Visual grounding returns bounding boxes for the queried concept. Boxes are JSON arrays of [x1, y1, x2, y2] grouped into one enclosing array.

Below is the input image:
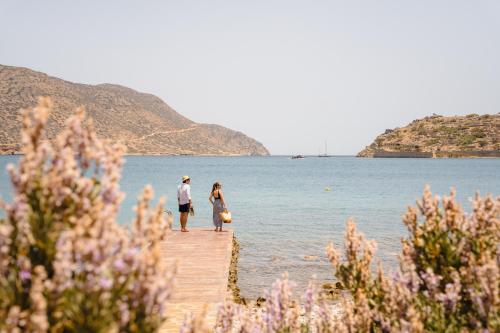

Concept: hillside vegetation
[[358, 113, 499, 158], [0, 64, 269, 156]]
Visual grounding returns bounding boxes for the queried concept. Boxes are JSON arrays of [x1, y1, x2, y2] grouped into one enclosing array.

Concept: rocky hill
[[0, 64, 269, 156], [357, 114, 500, 158]]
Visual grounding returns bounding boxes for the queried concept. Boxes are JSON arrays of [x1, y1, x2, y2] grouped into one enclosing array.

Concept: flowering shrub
[[1, 99, 498, 333], [0, 98, 174, 332], [181, 274, 340, 333], [328, 188, 499, 332], [209, 188, 499, 332]]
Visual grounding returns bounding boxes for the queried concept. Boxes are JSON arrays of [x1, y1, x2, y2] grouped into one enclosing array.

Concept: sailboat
[[318, 141, 331, 157]]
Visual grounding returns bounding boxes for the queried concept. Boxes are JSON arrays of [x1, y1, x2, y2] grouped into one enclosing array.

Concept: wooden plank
[[159, 228, 234, 332]]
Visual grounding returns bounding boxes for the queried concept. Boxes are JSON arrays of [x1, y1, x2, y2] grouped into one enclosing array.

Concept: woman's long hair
[[212, 182, 221, 194]]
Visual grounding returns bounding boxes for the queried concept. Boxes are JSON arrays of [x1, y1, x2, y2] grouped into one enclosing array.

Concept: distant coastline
[[0, 150, 269, 157], [0, 64, 270, 156], [358, 113, 500, 158], [367, 150, 500, 158]]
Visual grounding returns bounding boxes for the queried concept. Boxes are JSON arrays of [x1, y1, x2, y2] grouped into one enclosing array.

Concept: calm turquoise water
[[0, 156, 499, 298]]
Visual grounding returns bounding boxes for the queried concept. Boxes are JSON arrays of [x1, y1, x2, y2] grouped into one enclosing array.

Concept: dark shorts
[[179, 203, 190, 213]]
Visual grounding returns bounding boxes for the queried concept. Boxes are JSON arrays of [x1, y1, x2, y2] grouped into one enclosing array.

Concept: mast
[[318, 140, 330, 157]]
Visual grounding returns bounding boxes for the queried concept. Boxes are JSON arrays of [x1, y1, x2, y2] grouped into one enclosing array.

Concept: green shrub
[[327, 188, 499, 332], [427, 138, 440, 145], [438, 126, 459, 135], [471, 128, 486, 139], [458, 134, 476, 146]]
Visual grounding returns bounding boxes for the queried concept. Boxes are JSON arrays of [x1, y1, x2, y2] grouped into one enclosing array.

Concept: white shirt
[[177, 183, 191, 205]]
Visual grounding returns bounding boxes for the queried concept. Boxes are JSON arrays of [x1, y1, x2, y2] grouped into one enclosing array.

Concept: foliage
[[471, 128, 486, 139], [458, 134, 476, 146], [417, 128, 427, 136], [207, 188, 499, 332], [327, 187, 499, 332], [0, 98, 175, 332], [181, 274, 342, 333], [1, 98, 498, 333], [426, 138, 440, 146], [438, 126, 459, 136]]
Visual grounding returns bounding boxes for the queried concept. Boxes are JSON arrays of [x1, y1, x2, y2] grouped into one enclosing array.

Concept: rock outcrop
[[0, 64, 269, 156], [357, 114, 499, 158]]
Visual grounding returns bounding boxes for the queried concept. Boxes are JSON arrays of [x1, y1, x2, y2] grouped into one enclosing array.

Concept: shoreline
[[227, 235, 341, 307], [358, 149, 500, 158], [0, 152, 269, 157], [228, 235, 244, 303], [2, 152, 499, 158]]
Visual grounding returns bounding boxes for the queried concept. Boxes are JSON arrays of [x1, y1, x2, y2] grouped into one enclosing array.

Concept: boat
[[291, 155, 305, 159], [318, 140, 331, 157]]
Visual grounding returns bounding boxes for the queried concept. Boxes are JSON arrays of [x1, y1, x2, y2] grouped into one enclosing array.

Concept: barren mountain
[[358, 114, 499, 158], [0, 64, 269, 156]]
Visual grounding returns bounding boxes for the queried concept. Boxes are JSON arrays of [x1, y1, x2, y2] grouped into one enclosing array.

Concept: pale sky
[[1, 1, 499, 155]]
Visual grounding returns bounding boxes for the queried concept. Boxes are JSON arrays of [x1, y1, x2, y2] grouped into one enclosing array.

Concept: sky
[[1, 1, 499, 155]]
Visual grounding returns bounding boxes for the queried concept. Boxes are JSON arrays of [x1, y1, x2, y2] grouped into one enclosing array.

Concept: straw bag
[[220, 210, 232, 223]]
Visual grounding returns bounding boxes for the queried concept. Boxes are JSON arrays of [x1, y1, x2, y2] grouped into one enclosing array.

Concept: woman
[[209, 182, 227, 232]]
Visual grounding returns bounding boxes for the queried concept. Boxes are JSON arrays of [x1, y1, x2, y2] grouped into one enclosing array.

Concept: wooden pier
[[159, 228, 234, 332]]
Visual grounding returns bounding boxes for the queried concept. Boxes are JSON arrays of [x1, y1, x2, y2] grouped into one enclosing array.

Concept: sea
[[0, 155, 499, 298]]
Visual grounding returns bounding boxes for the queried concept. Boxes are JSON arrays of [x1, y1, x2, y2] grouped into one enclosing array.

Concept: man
[[177, 175, 192, 232]]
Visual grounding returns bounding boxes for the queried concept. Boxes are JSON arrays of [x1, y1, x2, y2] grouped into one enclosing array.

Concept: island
[[357, 113, 500, 158]]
